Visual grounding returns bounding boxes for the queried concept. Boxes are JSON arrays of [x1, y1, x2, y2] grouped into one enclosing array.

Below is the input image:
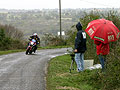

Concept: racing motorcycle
[[26, 39, 37, 55]]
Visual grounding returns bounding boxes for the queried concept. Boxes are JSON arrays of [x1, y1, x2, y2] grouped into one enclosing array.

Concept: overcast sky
[[0, 0, 119, 10]]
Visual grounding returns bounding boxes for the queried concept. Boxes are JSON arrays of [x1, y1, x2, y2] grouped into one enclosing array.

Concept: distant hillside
[[0, 8, 119, 38]]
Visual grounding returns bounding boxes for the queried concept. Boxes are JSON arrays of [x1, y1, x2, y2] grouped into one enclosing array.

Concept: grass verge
[[0, 49, 25, 55], [46, 54, 101, 90]]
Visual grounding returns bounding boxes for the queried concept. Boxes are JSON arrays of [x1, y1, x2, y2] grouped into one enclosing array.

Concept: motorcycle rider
[[29, 33, 40, 53]]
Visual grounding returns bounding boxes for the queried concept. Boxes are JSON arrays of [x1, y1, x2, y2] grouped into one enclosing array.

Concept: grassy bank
[[0, 49, 25, 55], [46, 54, 102, 90]]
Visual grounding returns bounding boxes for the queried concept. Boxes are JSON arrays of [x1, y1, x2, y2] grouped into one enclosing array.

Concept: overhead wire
[[80, 0, 115, 8]]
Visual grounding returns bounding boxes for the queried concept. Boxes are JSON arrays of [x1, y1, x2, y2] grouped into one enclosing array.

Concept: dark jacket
[[75, 22, 87, 53], [29, 35, 40, 45]]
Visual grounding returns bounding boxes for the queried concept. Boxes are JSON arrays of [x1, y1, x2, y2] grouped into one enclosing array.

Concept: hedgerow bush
[[42, 33, 67, 46], [103, 40, 120, 90], [0, 28, 25, 50]]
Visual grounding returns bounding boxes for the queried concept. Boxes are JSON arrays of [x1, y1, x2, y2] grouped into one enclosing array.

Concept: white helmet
[[33, 33, 37, 36]]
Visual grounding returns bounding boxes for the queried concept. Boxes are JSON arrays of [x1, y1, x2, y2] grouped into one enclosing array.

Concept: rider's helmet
[[33, 33, 37, 36]]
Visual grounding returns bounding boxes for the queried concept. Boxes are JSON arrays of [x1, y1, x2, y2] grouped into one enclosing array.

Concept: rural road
[[0, 48, 68, 90]]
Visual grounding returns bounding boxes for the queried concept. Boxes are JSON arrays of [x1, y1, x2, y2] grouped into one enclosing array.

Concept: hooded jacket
[[94, 40, 109, 55], [75, 22, 87, 53]]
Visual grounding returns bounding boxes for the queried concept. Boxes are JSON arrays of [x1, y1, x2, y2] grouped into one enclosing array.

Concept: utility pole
[[59, 0, 62, 38]]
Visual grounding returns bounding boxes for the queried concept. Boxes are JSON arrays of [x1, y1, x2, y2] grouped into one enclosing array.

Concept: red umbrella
[[85, 19, 120, 44]]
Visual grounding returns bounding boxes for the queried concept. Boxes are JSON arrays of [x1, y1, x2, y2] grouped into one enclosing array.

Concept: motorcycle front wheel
[[26, 48, 30, 55]]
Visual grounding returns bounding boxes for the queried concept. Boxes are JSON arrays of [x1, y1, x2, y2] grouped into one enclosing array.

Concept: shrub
[[0, 26, 25, 50], [42, 33, 67, 46]]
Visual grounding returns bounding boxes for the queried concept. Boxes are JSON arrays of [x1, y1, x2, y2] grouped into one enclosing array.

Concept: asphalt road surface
[[0, 48, 68, 90]]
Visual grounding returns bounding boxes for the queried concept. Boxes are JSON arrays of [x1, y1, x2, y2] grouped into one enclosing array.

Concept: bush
[[103, 40, 120, 90], [42, 33, 67, 46], [0, 29, 11, 50], [0, 27, 25, 50]]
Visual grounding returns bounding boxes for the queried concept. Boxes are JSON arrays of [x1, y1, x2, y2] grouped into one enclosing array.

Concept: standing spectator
[[74, 22, 87, 72], [94, 40, 109, 71]]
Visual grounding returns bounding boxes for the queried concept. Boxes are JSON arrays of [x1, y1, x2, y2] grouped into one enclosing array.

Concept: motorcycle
[[26, 39, 37, 55]]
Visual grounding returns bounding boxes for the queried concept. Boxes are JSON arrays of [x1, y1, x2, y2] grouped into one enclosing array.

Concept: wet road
[[0, 48, 68, 90]]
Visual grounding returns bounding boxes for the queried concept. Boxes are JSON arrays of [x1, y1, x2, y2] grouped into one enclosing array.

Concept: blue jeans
[[98, 55, 106, 70], [75, 53, 84, 72]]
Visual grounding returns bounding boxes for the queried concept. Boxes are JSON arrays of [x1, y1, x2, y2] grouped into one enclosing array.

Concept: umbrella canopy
[[85, 19, 120, 44]]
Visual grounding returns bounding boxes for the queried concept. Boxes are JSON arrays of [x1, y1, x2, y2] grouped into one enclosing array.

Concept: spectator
[[74, 22, 87, 72], [94, 40, 109, 71]]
